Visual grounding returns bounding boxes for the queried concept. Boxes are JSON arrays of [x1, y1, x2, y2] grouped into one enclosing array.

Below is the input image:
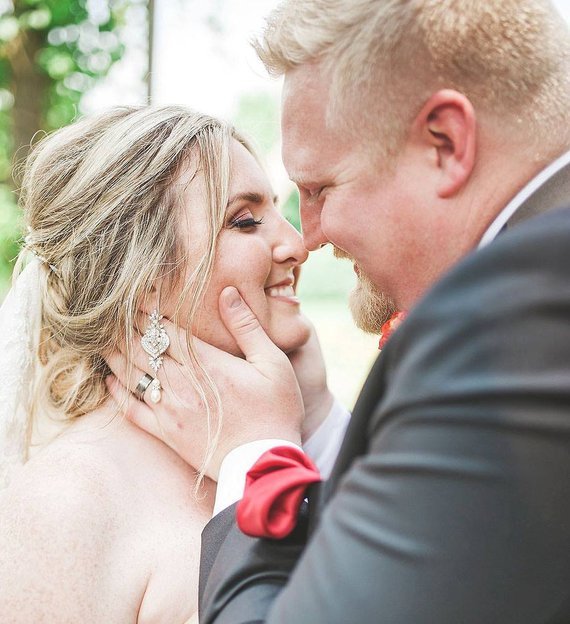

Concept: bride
[[0, 106, 330, 623]]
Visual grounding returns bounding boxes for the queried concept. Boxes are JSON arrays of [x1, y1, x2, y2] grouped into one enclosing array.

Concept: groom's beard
[[333, 247, 396, 334]]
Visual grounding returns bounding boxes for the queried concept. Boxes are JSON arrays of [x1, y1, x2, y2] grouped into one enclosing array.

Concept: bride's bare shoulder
[[3, 438, 126, 514], [0, 420, 210, 623], [0, 442, 143, 621], [0, 440, 131, 574]]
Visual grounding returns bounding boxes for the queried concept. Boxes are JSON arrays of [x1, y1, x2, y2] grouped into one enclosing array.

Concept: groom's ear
[[413, 89, 477, 198]]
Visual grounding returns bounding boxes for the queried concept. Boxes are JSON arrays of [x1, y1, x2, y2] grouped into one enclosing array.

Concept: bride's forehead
[[168, 140, 274, 217], [229, 141, 272, 195]]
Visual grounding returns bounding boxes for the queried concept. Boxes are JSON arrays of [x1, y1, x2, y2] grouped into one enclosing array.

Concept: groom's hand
[[288, 320, 334, 441], [105, 286, 303, 479]]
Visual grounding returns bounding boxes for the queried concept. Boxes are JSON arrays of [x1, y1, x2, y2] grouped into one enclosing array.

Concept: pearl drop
[[150, 388, 161, 403]]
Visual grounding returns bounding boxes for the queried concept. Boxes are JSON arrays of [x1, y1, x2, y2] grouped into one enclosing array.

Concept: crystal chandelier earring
[[140, 310, 170, 403]]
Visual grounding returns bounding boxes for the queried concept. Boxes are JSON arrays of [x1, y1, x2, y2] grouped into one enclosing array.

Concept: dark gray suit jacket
[[199, 163, 570, 624]]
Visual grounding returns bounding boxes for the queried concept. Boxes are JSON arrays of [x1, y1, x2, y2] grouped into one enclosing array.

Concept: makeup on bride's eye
[[225, 191, 277, 230], [228, 214, 264, 229]]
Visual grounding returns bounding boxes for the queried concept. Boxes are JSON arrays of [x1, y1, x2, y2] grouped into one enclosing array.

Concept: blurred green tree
[[234, 90, 301, 233], [0, 0, 127, 290], [234, 91, 279, 155]]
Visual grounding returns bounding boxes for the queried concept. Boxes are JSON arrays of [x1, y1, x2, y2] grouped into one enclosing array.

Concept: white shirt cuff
[[303, 398, 351, 478], [212, 399, 351, 517], [212, 439, 300, 516]]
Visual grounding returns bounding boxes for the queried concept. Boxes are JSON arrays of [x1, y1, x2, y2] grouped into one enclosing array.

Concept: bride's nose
[[272, 216, 309, 266]]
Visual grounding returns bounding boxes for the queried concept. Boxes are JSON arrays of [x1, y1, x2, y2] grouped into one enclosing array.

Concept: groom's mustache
[[332, 246, 353, 261]]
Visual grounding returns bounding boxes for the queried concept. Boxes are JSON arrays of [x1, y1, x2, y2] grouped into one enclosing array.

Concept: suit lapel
[[320, 353, 387, 505]]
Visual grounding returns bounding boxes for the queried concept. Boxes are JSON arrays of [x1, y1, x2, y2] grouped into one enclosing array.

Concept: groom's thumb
[[219, 287, 275, 362]]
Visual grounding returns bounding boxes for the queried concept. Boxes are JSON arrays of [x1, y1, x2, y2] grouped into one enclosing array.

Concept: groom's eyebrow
[[226, 191, 279, 207]]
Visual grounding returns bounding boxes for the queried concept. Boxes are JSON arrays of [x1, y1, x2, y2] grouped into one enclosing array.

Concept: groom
[[111, 0, 570, 622]]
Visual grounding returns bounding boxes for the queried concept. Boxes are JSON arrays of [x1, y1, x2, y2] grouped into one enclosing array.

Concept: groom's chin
[[349, 279, 396, 335]]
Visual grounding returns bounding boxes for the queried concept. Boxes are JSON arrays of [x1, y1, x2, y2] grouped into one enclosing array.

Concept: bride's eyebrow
[[226, 191, 279, 208]]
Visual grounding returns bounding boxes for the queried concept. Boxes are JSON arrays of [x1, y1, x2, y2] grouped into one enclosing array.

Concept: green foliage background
[[0, 0, 126, 292]]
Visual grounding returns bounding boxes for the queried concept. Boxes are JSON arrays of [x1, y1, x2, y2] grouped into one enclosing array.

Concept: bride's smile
[[162, 139, 311, 358], [264, 273, 299, 304]]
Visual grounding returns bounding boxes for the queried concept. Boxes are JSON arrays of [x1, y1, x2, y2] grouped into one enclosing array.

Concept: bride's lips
[[265, 276, 300, 305]]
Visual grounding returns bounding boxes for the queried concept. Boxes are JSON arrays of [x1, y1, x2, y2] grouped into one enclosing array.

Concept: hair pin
[[23, 233, 59, 274]]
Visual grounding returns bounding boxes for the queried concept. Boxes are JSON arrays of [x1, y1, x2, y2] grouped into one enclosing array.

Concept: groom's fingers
[[105, 350, 140, 391], [218, 287, 281, 367]]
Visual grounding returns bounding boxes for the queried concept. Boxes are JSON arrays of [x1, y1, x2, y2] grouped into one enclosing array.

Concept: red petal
[[378, 311, 408, 350]]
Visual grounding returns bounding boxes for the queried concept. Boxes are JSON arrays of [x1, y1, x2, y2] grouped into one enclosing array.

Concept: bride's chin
[[196, 317, 312, 359]]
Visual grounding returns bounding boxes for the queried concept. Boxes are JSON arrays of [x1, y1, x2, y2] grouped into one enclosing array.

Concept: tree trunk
[[147, 0, 155, 102], [9, 27, 49, 182]]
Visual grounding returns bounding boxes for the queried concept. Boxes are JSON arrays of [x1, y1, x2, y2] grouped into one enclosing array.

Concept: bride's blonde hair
[[19, 105, 246, 476]]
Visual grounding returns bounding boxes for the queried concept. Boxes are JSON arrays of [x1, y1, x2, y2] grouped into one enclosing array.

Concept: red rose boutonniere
[[379, 311, 408, 350]]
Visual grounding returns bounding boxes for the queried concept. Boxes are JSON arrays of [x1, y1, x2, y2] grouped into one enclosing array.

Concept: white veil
[[0, 260, 42, 489]]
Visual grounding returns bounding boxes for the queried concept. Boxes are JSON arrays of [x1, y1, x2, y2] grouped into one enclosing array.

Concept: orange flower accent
[[378, 311, 408, 350]]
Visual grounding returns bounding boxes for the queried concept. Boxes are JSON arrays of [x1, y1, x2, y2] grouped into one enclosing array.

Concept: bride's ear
[[138, 282, 162, 318]]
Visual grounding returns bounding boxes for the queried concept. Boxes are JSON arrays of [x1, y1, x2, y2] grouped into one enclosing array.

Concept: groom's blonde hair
[[20, 106, 248, 480], [255, 0, 570, 158]]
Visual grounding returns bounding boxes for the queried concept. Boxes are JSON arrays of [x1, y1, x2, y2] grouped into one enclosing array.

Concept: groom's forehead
[[281, 121, 355, 187], [282, 66, 329, 126]]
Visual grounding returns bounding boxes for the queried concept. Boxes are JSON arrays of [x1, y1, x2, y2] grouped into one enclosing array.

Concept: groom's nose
[[300, 198, 328, 251]]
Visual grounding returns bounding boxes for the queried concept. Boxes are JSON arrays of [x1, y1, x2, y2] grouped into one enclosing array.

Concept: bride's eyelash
[[229, 216, 264, 229]]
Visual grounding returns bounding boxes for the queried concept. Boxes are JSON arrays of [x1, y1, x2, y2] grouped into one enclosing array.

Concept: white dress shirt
[[213, 148, 570, 516], [213, 398, 350, 515]]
